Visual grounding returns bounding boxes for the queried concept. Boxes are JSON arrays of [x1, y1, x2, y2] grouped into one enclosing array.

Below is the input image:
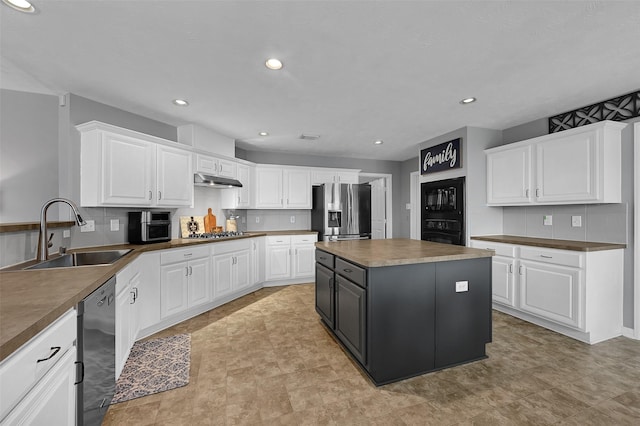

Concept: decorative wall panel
[[549, 90, 640, 133]]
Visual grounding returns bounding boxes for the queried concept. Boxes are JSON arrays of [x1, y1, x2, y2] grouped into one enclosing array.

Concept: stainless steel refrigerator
[[312, 183, 371, 241]]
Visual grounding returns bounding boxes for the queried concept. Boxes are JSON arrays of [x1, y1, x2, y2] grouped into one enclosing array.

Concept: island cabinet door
[[434, 258, 492, 369], [335, 276, 367, 364], [315, 264, 335, 328]]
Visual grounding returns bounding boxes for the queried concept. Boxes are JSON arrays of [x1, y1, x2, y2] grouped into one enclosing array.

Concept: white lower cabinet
[[115, 253, 161, 378], [211, 239, 252, 299], [470, 239, 623, 344], [519, 260, 582, 329], [160, 246, 211, 319], [265, 234, 317, 283], [0, 309, 77, 425]]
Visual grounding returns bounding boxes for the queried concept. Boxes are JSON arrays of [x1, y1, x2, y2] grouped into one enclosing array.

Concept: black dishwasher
[[77, 276, 116, 426]]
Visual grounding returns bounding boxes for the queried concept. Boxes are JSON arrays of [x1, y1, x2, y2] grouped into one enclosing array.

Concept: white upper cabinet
[[284, 168, 312, 208], [78, 121, 193, 207], [221, 163, 254, 209], [254, 166, 312, 209], [485, 120, 626, 206], [311, 168, 359, 185], [486, 145, 532, 205], [156, 145, 194, 206], [195, 154, 237, 179]]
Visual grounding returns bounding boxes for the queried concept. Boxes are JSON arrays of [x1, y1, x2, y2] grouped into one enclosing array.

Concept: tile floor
[[103, 284, 640, 425]]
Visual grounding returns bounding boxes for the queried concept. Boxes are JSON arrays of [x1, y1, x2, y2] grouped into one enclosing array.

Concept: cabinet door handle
[[158, 191, 162, 200], [130, 291, 136, 304], [343, 268, 353, 273], [319, 256, 326, 260], [189, 266, 193, 275], [184, 253, 193, 257], [518, 265, 523, 275], [37, 346, 61, 363], [525, 189, 529, 198], [74, 361, 84, 385], [540, 255, 553, 259], [149, 190, 153, 200], [509, 264, 513, 273], [535, 188, 540, 197], [185, 266, 189, 276]]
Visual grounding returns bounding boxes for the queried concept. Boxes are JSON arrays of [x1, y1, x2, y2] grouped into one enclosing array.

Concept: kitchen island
[[315, 238, 493, 385]]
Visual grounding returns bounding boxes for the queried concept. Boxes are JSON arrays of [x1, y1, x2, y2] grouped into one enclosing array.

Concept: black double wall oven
[[421, 177, 465, 245]]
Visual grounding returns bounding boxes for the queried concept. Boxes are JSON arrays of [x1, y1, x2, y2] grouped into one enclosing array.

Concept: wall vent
[[299, 134, 320, 141]]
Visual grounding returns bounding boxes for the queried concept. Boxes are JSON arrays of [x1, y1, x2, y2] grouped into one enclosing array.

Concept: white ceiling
[[2, 1, 639, 161]]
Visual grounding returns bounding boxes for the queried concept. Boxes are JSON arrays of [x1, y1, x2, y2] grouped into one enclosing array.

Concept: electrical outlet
[[543, 215, 553, 226], [406, 203, 411, 210], [80, 220, 95, 232], [455, 281, 469, 293], [110, 219, 120, 231], [290, 216, 296, 224], [571, 215, 582, 227], [255, 216, 260, 223], [63, 230, 71, 238], [241, 216, 246, 224]]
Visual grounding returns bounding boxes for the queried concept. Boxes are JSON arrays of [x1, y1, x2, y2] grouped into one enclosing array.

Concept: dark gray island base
[[315, 239, 493, 386]]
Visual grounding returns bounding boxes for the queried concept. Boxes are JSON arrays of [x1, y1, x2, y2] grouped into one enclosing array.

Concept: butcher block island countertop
[[315, 238, 493, 267]]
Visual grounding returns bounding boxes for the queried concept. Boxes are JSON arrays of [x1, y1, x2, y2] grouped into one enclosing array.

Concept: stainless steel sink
[[25, 249, 132, 270]]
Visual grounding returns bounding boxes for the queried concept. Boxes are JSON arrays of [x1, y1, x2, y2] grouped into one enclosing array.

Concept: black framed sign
[[420, 138, 461, 175]]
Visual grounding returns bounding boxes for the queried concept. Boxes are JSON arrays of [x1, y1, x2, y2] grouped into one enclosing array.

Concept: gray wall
[[0, 89, 59, 222], [415, 126, 504, 242], [398, 157, 419, 238], [238, 149, 405, 237], [500, 116, 638, 329], [0, 90, 61, 267]]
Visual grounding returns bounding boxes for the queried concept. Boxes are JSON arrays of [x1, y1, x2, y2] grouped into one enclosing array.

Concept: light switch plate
[[63, 230, 71, 238], [571, 215, 582, 227], [110, 219, 119, 231], [455, 281, 469, 292], [255, 216, 260, 223], [81, 220, 95, 232], [543, 215, 553, 226], [290, 216, 296, 224]]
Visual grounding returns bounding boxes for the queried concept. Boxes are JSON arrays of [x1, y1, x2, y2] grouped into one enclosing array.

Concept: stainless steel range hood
[[194, 173, 243, 188]]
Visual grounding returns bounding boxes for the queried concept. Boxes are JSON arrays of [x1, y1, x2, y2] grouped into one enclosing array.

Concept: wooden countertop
[[0, 230, 316, 362], [315, 239, 493, 268], [470, 235, 626, 252]]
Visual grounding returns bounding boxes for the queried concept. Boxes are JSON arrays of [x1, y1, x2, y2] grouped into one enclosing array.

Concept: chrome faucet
[[37, 198, 86, 261]]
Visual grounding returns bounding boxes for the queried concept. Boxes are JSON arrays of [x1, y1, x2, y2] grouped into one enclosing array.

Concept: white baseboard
[[622, 326, 638, 340]]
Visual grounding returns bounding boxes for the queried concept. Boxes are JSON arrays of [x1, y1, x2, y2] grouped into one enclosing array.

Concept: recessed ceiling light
[[459, 97, 477, 105], [374, 140, 384, 145], [258, 132, 269, 136], [265, 58, 283, 70], [173, 99, 189, 106], [2, 0, 35, 13]]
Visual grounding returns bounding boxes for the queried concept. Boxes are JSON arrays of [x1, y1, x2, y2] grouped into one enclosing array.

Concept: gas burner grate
[[186, 231, 245, 239]]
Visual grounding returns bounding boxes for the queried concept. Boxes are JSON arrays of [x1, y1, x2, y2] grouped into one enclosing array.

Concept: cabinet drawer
[[210, 239, 251, 255], [335, 258, 366, 288], [160, 245, 209, 264], [0, 309, 77, 420], [292, 234, 317, 244], [266, 235, 291, 246], [470, 240, 516, 257], [520, 247, 583, 268], [315, 250, 334, 269]]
